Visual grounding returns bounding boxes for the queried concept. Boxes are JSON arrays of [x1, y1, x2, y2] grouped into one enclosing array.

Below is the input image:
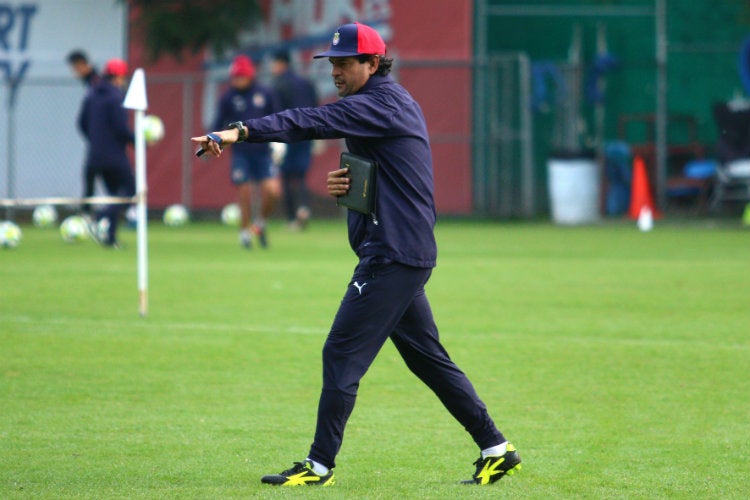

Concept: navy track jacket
[[77, 79, 134, 169], [213, 83, 281, 161], [274, 69, 319, 173], [241, 74, 437, 268]]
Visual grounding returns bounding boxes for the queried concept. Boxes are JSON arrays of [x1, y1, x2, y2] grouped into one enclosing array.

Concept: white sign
[[1, 0, 127, 199]]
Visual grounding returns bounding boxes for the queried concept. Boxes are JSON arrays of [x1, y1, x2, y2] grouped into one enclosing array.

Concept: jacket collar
[[356, 74, 391, 94]]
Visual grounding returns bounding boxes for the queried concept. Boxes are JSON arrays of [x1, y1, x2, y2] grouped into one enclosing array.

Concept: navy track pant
[[88, 163, 135, 244], [308, 256, 505, 469]]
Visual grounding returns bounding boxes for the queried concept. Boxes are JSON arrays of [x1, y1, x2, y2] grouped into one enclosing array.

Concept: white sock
[[306, 458, 329, 475], [481, 441, 508, 459]]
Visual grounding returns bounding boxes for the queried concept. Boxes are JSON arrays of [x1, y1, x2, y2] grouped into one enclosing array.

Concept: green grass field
[[2, 218, 749, 499]]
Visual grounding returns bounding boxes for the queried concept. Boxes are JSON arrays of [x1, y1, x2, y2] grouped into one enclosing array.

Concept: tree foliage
[[124, 0, 262, 62]]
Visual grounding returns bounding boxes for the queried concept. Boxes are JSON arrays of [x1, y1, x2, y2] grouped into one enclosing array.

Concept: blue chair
[[709, 102, 750, 211], [665, 159, 717, 212]]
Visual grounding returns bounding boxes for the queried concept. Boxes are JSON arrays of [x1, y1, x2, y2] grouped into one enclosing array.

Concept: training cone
[[628, 155, 661, 220]]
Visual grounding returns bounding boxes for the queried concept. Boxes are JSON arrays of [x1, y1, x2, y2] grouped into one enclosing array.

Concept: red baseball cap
[[314, 22, 386, 59], [103, 58, 128, 77], [229, 55, 256, 78]]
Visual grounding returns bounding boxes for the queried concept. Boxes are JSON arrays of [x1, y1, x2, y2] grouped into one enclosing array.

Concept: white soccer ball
[[270, 141, 287, 166], [60, 215, 89, 243], [32, 204, 58, 228], [0, 220, 22, 248], [125, 205, 138, 229], [96, 217, 110, 241], [221, 203, 241, 226], [143, 114, 165, 144], [163, 204, 189, 226]]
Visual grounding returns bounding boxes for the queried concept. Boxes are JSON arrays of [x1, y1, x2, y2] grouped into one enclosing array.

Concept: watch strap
[[228, 121, 247, 142]]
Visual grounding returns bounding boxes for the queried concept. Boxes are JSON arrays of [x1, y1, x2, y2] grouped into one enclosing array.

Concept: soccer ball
[[0, 220, 22, 248], [221, 203, 241, 226], [163, 204, 189, 226], [32, 204, 58, 228], [96, 217, 110, 241], [60, 215, 89, 243], [270, 141, 287, 166], [125, 205, 138, 229], [143, 114, 165, 144]]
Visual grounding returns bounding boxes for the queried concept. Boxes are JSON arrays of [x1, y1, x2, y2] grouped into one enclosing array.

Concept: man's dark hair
[[67, 50, 89, 65], [273, 49, 291, 64], [356, 55, 393, 76]]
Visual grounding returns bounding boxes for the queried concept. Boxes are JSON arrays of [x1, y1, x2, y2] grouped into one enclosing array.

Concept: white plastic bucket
[[548, 157, 600, 225]]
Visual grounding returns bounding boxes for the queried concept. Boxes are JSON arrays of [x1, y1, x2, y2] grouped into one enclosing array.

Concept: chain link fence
[[2, 58, 536, 218], [1, 78, 86, 201]]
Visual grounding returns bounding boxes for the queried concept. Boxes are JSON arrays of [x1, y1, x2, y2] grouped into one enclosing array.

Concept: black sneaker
[[295, 206, 311, 230], [253, 225, 268, 248], [261, 460, 335, 486], [83, 216, 104, 246], [461, 443, 521, 485], [239, 231, 252, 249]]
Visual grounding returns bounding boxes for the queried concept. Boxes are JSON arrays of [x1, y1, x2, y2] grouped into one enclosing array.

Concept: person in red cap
[[192, 22, 520, 487], [77, 57, 135, 248], [211, 54, 282, 249]]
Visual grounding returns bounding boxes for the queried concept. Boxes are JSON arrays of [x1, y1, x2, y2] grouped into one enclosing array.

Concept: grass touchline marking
[[5, 315, 326, 336], [5, 315, 748, 351]]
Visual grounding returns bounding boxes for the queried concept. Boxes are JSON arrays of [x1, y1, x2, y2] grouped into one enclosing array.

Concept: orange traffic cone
[[628, 155, 661, 219]]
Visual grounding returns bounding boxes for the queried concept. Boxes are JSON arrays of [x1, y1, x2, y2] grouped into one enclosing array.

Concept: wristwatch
[[227, 121, 247, 142]]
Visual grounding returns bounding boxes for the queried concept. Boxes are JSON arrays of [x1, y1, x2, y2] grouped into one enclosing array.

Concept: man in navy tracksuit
[[192, 22, 520, 486], [77, 58, 135, 248], [270, 50, 319, 229], [67, 49, 100, 216]]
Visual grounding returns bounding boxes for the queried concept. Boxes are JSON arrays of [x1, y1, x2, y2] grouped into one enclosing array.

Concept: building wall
[[128, 0, 476, 214]]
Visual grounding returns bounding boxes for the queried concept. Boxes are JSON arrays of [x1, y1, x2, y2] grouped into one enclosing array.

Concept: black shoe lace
[[280, 462, 308, 476], [472, 456, 484, 475]]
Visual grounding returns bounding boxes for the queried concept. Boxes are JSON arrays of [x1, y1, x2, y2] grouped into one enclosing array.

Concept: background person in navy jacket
[[192, 22, 520, 487], [67, 49, 99, 87], [67, 49, 100, 216], [212, 55, 282, 249], [270, 49, 319, 230], [77, 58, 134, 248]]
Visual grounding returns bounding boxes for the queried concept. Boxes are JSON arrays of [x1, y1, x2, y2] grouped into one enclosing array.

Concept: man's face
[[328, 56, 378, 97], [70, 60, 90, 78], [270, 60, 287, 77], [111, 75, 126, 88], [230, 75, 253, 90]]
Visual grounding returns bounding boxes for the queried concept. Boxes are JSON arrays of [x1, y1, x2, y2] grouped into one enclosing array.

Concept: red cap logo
[[314, 22, 386, 58]]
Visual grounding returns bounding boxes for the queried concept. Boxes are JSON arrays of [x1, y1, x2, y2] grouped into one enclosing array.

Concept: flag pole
[[123, 68, 149, 316]]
